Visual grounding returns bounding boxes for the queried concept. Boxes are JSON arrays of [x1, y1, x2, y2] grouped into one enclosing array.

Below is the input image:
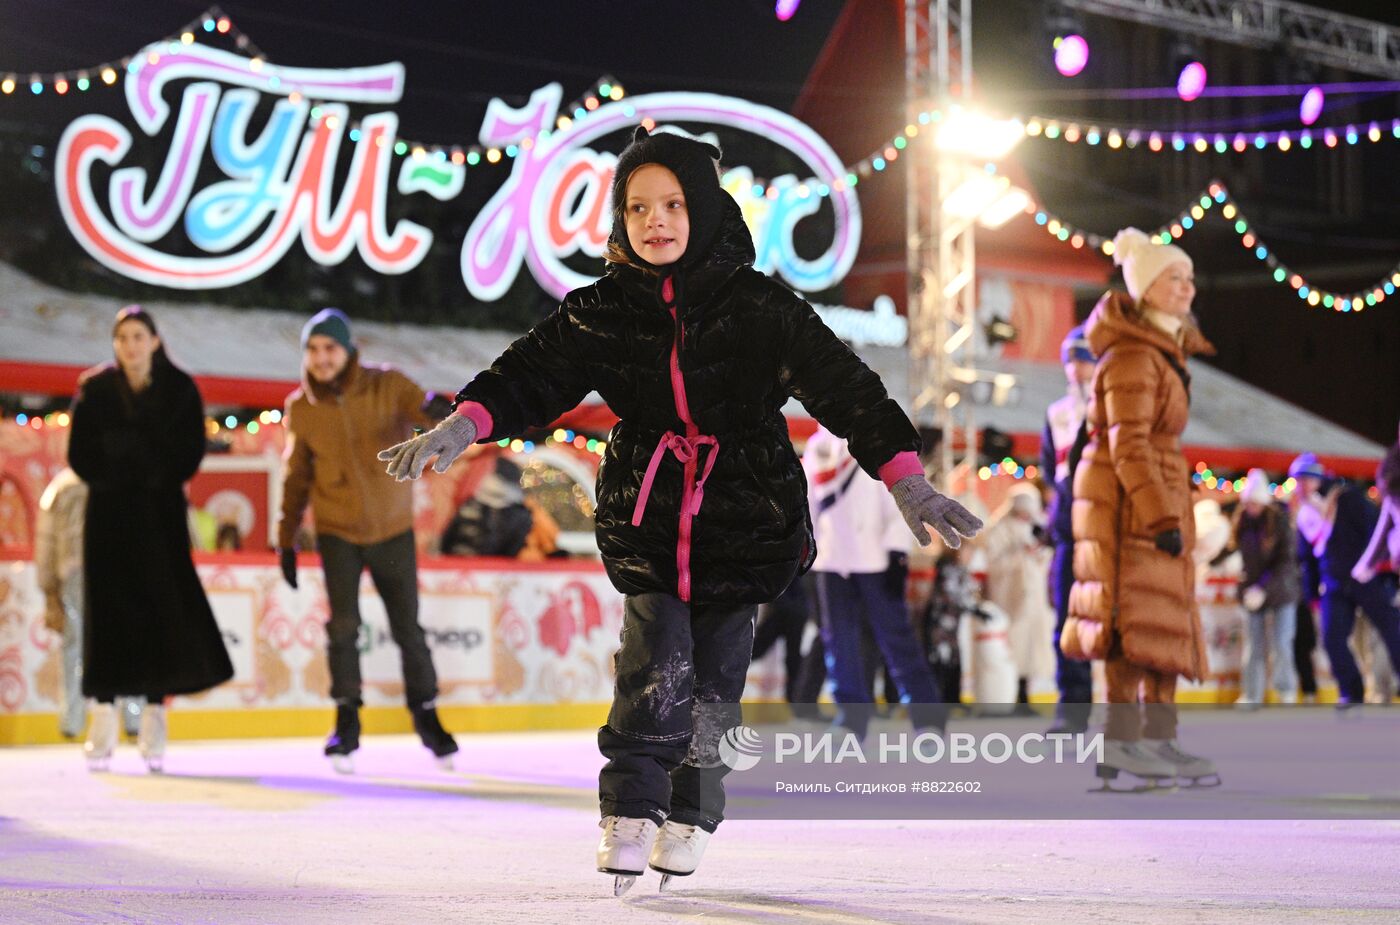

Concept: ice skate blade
[[653, 869, 693, 892], [601, 872, 640, 897], [145, 759, 165, 774], [85, 758, 111, 773], [1176, 773, 1222, 789], [329, 754, 355, 775], [1091, 764, 1176, 794], [434, 754, 455, 771]]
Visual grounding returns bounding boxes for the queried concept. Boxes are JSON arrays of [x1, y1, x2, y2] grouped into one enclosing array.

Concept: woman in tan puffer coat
[[1063, 227, 1217, 784]]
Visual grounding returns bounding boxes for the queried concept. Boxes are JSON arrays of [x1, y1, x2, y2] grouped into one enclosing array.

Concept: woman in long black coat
[[68, 306, 232, 770]]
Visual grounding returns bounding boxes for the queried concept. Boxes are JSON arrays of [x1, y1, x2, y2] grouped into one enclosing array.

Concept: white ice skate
[[84, 703, 117, 772], [138, 704, 167, 773], [1144, 738, 1221, 788], [1092, 739, 1177, 793], [596, 815, 658, 897], [649, 820, 711, 891]]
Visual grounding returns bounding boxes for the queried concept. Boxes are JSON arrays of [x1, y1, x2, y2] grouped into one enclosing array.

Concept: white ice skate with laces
[[138, 704, 167, 773], [596, 815, 658, 896], [1092, 739, 1177, 793], [84, 702, 118, 772], [649, 820, 711, 891], [1145, 738, 1221, 788]]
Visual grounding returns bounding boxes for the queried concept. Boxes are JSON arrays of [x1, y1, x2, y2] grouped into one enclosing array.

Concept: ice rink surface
[[2, 730, 1397, 924]]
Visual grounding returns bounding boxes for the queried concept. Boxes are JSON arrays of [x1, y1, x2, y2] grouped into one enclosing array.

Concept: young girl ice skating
[[380, 127, 982, 892]]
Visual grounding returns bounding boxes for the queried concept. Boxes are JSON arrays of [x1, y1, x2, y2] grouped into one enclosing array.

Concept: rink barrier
[[2, 554, 1364, 746]]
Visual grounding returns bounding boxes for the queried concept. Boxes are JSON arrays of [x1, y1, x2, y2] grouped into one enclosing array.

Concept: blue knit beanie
[[301, 308, 354, 353], [1060, 324, 1095, 365]]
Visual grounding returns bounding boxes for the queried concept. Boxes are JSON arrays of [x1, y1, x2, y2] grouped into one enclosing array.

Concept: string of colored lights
[[0, 6, 264, 98], [10, 14, 1396, 306], [327, 76, 624, 167], [1020, 115, 1400, 155], [0, 6, 624, 168], [0, 408, 609, 458], [1027, 180, 1400, 313], [742, 108, 1400, 200]]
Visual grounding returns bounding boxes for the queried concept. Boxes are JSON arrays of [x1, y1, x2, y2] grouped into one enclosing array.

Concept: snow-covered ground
[[1, 731, 1396, 924]]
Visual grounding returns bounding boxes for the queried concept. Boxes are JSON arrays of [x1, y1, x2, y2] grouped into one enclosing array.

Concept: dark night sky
[[1, 0, 1397, 444]]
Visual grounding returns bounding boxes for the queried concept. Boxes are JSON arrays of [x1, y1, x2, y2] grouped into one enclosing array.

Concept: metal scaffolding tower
[[905, 0, 977, 495], [1061, 0, 1400, 79]]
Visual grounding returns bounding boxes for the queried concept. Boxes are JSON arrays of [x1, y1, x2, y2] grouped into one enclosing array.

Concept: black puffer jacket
[[456, 198, 919, 604]]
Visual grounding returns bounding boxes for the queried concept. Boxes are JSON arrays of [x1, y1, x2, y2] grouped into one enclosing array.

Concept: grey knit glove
[[378, 414, 478, 481], [890, 475, 984, 549]]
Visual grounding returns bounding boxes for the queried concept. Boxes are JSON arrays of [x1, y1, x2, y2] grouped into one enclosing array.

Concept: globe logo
[[718, 725, 764, 771]]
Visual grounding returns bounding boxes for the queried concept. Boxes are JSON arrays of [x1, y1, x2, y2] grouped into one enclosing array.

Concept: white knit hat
[[1112, 227, 1193, 300], [1241, 468, 1273, 506], [1007, 482, 1043, 518]]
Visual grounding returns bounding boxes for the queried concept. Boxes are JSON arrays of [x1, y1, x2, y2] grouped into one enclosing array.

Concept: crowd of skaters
[[31, 274, 1400, 777], [21, 131, 1400, 880]]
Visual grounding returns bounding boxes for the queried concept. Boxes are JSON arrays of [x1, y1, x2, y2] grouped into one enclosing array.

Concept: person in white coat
[[979, 483, 1055, 711], [803, 427, 945, 738]]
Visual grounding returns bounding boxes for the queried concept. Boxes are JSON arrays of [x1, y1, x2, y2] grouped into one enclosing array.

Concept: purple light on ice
[[775, 0, 800, 21], [1054, 35, 1090, 77], [1177, 62, 1207, 101], [1300, 86, 1324, 125]]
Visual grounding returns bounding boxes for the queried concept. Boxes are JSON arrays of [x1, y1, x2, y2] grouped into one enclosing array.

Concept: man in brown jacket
[[278, 308, 458, 771]]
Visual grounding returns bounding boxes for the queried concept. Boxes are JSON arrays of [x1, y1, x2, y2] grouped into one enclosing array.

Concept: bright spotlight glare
[[944, 174, 1011, 220], [935, 109, 1025, 159], [978, 187, 1032, 229]]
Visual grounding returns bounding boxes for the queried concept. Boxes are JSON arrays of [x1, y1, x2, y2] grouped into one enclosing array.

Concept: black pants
[[1320, 575, 1400, 704], [598, 593, 756, 833], [1051, 542, 1093, 727], [752, 578, 809, 703], [1294, 599, 1318, 696], [319, 530, 438, 707]]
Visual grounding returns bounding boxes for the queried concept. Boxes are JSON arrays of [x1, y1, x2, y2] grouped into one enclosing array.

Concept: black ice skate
[[1091, 739, 1178, 793], [324, 701, 360, 775], [410, 702, 459, 770]]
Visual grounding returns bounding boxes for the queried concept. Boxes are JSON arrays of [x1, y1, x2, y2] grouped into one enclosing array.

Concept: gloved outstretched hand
[[1153, 528, 1184, 557], [278, 547, 298, 589], [889, 475, 983, 549], [378, 414, 478, 481]]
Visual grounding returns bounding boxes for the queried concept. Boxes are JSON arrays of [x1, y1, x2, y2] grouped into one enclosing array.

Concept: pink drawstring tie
[[631, 431, 720, 526]]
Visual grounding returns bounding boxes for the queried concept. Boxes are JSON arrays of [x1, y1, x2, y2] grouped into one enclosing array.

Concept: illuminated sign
[[463, 83, 860, 300], [56, 44, 861, 302]]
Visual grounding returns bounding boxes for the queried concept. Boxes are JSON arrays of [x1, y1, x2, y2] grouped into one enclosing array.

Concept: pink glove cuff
[[878, 451, 923, 491], [455, 401, 493, 442]]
